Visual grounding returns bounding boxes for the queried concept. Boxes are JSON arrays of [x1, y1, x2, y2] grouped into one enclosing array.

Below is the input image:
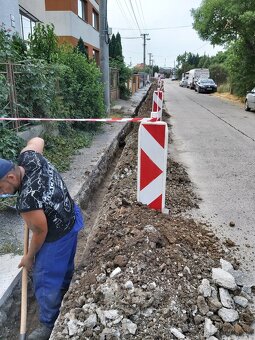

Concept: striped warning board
[[152, 90, 163, 120], [137, 121, 168, 212]]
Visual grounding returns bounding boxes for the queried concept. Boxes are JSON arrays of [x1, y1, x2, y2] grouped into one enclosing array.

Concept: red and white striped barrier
[[137, 121, 168, 212], [0, 117, 157, 123], [152, 90, 163, 120]]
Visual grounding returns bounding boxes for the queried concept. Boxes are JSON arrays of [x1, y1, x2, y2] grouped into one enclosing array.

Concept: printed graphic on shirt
[[17, 151, 75, 242]]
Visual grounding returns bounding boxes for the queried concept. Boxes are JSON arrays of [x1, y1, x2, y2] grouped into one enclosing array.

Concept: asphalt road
[[164, 79, 255, 274]]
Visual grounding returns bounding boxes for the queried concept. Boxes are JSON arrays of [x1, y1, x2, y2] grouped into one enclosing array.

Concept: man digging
[[0, 137, 84, 340]]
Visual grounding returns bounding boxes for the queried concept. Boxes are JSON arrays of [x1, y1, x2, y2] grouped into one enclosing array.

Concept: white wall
[[19, 0, 46, 22], [45, 11, 100, 48]]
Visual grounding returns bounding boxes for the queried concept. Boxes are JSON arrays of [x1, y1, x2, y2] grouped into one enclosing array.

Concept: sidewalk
[[0, 84, 150, 310]]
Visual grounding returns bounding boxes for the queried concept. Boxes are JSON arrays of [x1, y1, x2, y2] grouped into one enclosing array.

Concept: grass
[[0, 197, 17, 211], [214, 84, 245, 105], [214, 92, 244, 105]]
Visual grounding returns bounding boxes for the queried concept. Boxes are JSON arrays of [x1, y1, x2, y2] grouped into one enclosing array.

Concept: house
[[0, 0, 100, 63]]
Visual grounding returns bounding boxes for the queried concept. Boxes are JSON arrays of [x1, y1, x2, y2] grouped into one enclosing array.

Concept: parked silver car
[[179, 78, 188, 87], [245, 88, 255, 111]]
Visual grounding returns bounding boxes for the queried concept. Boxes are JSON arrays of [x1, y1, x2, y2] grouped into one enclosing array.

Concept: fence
[[110, 68, 119, 101], [0, 62, 20, 130]]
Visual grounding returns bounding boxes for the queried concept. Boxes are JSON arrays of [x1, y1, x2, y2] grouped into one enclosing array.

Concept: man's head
[[0, 158, 21, 195]]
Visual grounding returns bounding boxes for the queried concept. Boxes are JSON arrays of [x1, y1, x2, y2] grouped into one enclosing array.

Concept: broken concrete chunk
[[197, 296, 209, 315], [220, 258, 234, 272], [96, 273, 106, 283], [170, 327, 185, 339], [110, 267, 122, 278], [218, 307, 239, 322], [233, 296, 248, 308], [124, 280, 134, 289], [122, 318, 137, 335], [104, 309, 120, 320], [100, 327, 120, 339], [207, 297, 222, 312], [198, 278, 212, 297], [144, 224, 158, 233], [204, 318, 218, 337], [219, 288, 234, 309], [212, 268, 237, 290], [67, 319, 78, 336], [84, 313, 97, 328]]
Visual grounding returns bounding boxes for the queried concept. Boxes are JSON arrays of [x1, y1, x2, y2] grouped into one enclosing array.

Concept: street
[[164, 79, 255, 274]]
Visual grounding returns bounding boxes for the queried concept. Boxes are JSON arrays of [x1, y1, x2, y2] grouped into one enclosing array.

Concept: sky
[[107, 0, 224, 68]]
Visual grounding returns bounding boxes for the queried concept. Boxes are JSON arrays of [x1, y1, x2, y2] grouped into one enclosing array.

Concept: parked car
[[179, 78, 188, 87], [171, 75, 178, 81], [195, 78, 217, 93], [245, 88, 255, 111]]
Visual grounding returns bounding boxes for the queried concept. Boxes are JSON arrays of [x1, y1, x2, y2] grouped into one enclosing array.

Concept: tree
[[153, 65, 159, 74], [191, 0, 255, 52], [109, 33, 131, 99], [115, 33, 123, 60], [192, 0, 255, 95], [29, 23, 59, 63], [209, 64, 228, 85], [76, 37, 88, 58], [109, 34, 116, 58]]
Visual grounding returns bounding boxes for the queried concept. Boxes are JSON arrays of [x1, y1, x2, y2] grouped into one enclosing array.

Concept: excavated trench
[[1, 86, 255, 339], [0, 89, 149, 340]]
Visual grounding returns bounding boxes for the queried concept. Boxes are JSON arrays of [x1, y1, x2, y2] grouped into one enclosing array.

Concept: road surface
[[164, 79, 255, 274]]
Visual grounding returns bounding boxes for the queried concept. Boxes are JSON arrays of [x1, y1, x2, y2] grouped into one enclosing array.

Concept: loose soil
[[51, 87, 254, 339], [1, 86, 254, 340]]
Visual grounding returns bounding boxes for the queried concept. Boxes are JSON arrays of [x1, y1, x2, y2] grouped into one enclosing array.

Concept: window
[[92, 10, 99, 30], [78, 0, 88, 21], [78, 0, 84, 19], [20, 13, 36, 40], [93, 49, 100, 64]]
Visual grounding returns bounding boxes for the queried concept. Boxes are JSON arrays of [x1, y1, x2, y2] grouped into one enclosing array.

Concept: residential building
[[0, 0, 100, 62]]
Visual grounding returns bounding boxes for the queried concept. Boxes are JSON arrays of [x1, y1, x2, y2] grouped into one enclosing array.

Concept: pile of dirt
[[51, 87, 254, 339]]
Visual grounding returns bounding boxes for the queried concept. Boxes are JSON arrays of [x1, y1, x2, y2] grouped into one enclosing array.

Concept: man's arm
[[21, 137, 45, 155], [18, 209, 48, 270]]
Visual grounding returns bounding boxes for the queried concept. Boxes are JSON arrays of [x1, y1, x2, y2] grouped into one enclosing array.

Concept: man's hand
[[18, 254, 34, 271]]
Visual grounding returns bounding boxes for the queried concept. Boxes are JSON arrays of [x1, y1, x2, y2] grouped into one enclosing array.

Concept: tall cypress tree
[[109, 34, 116, 58], [76, 37, 88, 58], [115, 32, 123, 60]]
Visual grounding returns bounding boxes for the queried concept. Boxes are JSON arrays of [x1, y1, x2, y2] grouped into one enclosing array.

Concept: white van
[[187, 69, 210, 89]]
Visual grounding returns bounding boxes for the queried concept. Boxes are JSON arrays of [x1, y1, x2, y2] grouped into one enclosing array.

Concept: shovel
[[19, 224, 29, 340]]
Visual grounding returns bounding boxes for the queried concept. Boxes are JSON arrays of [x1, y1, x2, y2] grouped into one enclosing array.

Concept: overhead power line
[[112, 25, 192, 31], [137, 0, 146, 28], [128, 0, 142, 34], [134, 0, 145, 30], [116, 0, 135, 29]]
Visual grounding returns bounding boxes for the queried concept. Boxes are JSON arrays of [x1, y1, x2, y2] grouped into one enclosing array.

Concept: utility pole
[[148, 53, 152, 67], [148, 52, 153, 78], [140, 33, 150, 69], [99, 0, 110, 114]]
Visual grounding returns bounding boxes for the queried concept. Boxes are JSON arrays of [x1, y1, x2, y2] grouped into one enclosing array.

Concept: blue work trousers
[[33, 204, 84, 328]]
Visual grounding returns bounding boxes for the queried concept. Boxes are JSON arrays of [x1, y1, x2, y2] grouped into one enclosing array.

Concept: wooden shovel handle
[[20, 224, 29, 338]]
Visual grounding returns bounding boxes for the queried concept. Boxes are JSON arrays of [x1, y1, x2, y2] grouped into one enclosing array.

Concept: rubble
[[50, 91, 255, 339]]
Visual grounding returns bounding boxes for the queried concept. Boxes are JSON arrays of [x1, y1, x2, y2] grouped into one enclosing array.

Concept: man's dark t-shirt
[[16, 150, 75, 242]]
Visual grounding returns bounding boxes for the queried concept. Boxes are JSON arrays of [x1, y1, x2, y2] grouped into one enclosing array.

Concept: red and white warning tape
[[0, 117, 157, 123]]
